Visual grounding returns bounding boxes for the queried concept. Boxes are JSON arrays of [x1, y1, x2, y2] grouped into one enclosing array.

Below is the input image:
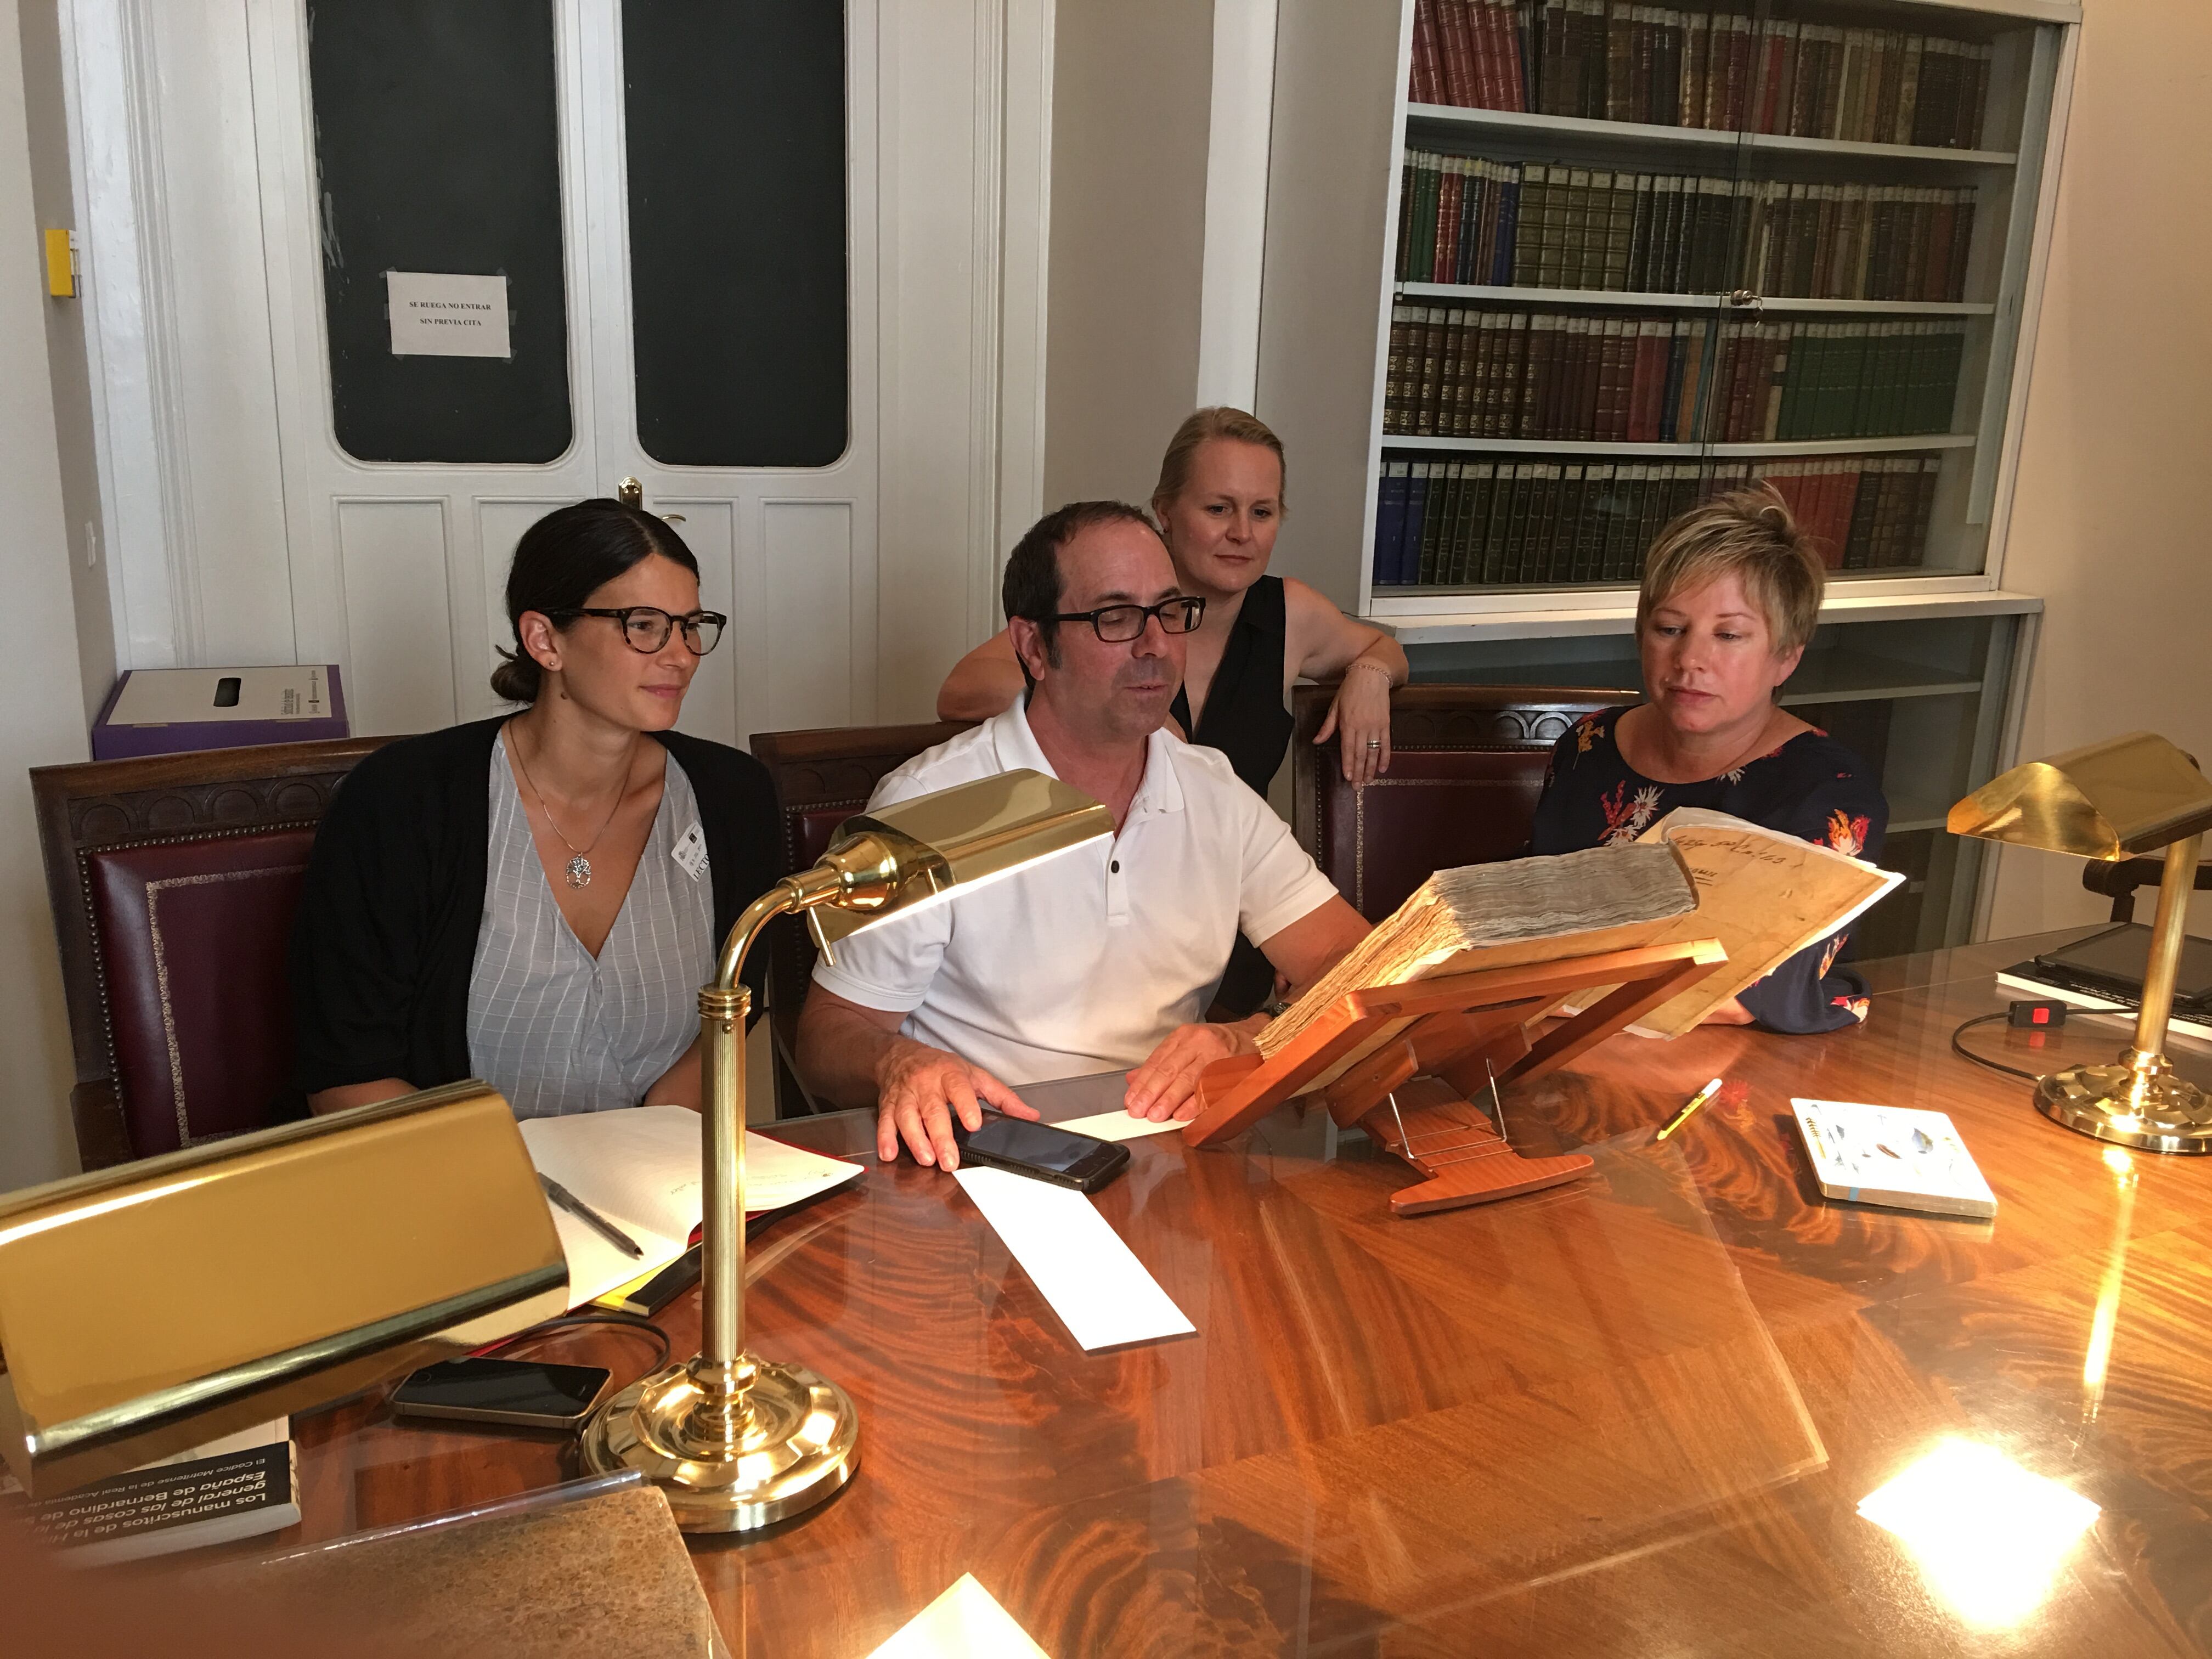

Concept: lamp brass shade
[[0, 1082, 567, 1497], [1946, 731, 2212, 859], [810, 768, 1114, 948]]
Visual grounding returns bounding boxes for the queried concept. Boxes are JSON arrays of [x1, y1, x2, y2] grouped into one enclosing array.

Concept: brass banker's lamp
[[579, 768, 1111, 1531], [0, 1082, 569, 1497], [1950, 731, 2212, 1153]]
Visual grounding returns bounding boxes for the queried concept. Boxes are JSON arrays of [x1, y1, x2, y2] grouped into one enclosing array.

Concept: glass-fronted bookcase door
[[1367, 0, 2063, 611]]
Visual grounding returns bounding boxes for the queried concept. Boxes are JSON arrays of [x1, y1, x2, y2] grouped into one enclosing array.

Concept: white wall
[[1, 0, 91, 1193], [16, 0, 110, 725], [1041, 0, 1214, 510], [1986, 3, 2212, 940]]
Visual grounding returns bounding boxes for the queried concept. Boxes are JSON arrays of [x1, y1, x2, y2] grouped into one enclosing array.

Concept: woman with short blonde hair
[[1530, 486, 1889, 1032]]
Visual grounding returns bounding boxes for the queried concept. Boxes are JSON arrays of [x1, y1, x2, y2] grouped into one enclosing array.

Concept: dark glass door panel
[[307, 0, 572, 464], [622, 1, 849, 468]]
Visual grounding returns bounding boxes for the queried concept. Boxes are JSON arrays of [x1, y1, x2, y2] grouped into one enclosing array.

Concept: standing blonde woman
[[1531, 487, 1889, 1033], [938, 408, 1409, 792]]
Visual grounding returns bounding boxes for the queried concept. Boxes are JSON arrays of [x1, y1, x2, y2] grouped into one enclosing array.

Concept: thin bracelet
[[1345, 658, 1396, 682]]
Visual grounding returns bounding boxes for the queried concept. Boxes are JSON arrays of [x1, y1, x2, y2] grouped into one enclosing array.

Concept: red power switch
[[2007, 999, 2068, 1029]]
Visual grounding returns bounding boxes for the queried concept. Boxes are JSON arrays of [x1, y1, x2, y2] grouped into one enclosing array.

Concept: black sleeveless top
[[1169, 574, 1295, 793]]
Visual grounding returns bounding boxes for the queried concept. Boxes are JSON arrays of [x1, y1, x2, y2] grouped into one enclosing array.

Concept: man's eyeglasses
[[548, 606, 727, 655], [1036, 596, 1206, 642]]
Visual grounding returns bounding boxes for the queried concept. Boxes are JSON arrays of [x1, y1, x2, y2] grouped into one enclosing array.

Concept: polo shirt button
[[1110, 860, 1120, 873]]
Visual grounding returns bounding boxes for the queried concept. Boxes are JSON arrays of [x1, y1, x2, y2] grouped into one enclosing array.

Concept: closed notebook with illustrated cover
[[1791, 1098, 1996, 1220], [3, 1418, 298, 1565]]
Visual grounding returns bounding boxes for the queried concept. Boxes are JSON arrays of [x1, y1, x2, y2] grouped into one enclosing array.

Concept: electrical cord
[[491, 1309, 672, 1374], [1950, 1012, 2044, 1082]]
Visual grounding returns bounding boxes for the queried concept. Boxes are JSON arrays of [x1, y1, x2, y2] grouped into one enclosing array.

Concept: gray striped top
[[466, 730, 714, 1120]]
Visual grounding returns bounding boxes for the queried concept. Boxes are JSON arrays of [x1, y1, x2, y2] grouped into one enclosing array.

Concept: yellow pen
[[1655, 1076, 1726, 1141]]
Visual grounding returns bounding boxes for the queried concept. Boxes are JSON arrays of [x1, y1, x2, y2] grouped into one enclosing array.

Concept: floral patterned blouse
[[1529, 706, 1889, 1034]]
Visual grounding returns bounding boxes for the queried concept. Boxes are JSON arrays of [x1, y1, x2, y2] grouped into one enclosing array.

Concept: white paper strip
[[1052, 1108, 1186, 1143], [952, 1167, 1195, 1351], [866, 1573, 1053, 1658]]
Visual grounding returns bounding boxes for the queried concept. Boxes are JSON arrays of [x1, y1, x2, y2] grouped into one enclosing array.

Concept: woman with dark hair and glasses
[[290, 498, 780, 1119]]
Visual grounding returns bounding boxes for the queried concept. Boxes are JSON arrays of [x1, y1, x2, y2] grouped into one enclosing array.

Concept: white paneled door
[[241, 1, 880, 746], [66, 0, 1042, 735]]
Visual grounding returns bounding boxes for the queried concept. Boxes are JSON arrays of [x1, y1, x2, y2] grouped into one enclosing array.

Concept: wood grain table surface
[[285, 928, 2212, 1657]]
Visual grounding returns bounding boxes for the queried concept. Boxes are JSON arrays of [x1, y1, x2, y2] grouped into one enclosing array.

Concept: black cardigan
[[290, 718, 782, 1097]]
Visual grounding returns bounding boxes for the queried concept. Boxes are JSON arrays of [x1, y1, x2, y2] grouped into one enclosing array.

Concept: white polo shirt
[[811, 702, 1341, 1084]]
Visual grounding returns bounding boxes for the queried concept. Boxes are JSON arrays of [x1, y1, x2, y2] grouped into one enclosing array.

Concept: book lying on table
[[519, 1104, 864, 1308], [1562, 807, 1903, 1036], [1791, 1098, 1997, 1220], [1, 1417, 297, 1565]]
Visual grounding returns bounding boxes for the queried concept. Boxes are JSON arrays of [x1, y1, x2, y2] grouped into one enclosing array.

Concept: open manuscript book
[[1260, 806, 1902, 1068]]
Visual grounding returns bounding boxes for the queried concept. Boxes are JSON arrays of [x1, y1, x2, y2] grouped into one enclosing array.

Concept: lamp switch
[[2007, 999, 2068, 1029]]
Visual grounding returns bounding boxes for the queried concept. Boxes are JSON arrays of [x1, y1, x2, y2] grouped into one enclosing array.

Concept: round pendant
[[565, 854, 592, 889]]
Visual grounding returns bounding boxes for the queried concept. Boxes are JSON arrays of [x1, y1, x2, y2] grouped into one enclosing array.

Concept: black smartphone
[[952, 1112, 1130, 1192], [390, 1357, 613, 1430]]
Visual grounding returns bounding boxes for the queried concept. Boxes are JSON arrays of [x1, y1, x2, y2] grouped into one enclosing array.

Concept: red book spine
[[1498, 1, 1528, 112], [1410, 0, 1441, 104], [1440, 0, 1476, 106], [1625, 321, 1661, 443], [1436, 166, 1464, 284]]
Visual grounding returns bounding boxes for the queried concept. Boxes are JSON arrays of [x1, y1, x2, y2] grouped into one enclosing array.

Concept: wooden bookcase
[[1256, 0, 2075, 948]]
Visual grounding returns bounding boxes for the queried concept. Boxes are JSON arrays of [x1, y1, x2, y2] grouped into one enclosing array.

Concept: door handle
[[613, 477, 682, 522]]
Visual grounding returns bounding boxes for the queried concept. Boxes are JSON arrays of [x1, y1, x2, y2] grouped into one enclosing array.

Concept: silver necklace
[[508, 725, 637, 888]]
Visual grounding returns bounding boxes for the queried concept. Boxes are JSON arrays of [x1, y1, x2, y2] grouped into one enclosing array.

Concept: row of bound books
[[1708, 319, 1965, 443], [1385, 306, 1965, 444], [1372, 453, 1940, 588], [1410, 0, 1995, 151], [1399, 150, 1977, 304]]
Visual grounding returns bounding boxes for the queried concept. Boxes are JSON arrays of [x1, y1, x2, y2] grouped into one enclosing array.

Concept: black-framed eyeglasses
[[1036, 596, 1206, 642], [549, 606, 727, 655]]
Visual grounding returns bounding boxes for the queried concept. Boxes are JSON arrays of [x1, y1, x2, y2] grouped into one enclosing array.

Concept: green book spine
[[1451, 462, 1496, 583], [1479, 460, 1514, 583], [1502, 462, 1534, 582]]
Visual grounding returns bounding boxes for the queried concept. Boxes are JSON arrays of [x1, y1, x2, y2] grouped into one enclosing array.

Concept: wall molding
[[62, 0, 206, 669]]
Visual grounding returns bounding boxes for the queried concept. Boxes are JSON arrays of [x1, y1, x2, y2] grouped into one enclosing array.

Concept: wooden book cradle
[[1181, 939, 1726, 1216]]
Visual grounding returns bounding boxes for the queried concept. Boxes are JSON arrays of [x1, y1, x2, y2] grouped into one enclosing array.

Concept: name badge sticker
[[672, 823, 709, 882]]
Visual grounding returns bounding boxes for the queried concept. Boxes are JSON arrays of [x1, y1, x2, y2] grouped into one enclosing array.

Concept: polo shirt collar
[[988, 699, 1186, 819]]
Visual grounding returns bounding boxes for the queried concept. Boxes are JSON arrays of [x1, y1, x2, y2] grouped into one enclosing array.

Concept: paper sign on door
[[386, 272, 511, 358]]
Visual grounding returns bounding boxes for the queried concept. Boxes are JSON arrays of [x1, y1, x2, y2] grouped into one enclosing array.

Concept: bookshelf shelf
[[1379, 432, 1975, 458], [1406, 104, 2018, 167], [1395, 282, 1996, 317], [1400, 642, 1980, 704]]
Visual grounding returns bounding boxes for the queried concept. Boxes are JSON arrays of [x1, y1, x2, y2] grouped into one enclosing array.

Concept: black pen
[[538, 1174, 645, 1259]]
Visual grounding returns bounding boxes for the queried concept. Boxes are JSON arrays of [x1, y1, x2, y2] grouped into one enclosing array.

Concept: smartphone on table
[[390, 1357, 613, 1430], [952, 1111, 1130, 1193]]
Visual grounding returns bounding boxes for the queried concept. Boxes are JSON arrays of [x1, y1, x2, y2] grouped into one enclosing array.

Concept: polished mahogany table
[[288, 929, 2212, 1656]]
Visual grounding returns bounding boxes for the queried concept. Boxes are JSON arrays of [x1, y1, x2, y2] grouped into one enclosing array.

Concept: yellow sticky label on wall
[[44, 228, 75, 298]]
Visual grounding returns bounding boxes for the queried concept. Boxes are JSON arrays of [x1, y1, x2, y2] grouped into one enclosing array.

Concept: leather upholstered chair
[[32, 737, 394, 1170], [1290, 683, 1624, 922], [748, 720, 974, 1116]]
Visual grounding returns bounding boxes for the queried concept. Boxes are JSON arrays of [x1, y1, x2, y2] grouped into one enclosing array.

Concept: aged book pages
[[1602, 806, 1903, 1036], [1258, 841, 1702, 1059]]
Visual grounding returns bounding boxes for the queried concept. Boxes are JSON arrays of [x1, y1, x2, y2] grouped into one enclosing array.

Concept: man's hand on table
[[1123, 1020, 1262, 1121], [873, 1036, 1036, 1171]]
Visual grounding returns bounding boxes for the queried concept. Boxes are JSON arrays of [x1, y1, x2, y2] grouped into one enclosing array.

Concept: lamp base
[[578, 1351, 859, 1533], [2034, 1056, 2212, 1155]]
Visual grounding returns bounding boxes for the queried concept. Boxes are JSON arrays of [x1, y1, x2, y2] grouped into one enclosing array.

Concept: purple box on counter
[[91, 666, 348, 760]]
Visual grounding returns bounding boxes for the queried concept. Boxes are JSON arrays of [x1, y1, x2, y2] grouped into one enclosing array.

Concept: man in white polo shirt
[[795, 500, 1369, 1171]]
